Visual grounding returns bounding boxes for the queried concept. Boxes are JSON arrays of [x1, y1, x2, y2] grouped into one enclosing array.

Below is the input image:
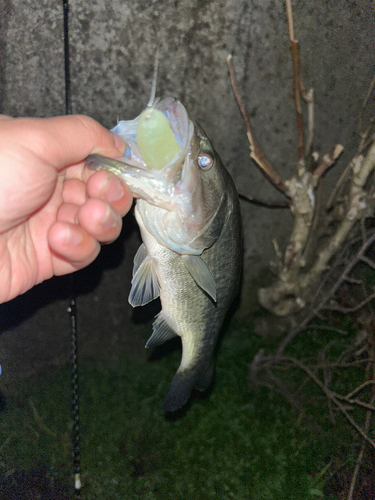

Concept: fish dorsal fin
[[146, 312, 178, 348], [132, 243, 148, 277], [181, 254, 217, 303], [128, 253, 160, 307]]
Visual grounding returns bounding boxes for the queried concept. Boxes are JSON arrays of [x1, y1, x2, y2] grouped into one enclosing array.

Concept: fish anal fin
[[128, 255, 160, 307], [181, 254, 217, 302], [146, 312, 178, 348]]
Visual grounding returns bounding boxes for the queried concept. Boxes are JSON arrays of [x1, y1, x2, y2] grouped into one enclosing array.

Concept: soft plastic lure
[[135, 52, 180, 170], [136, 108, 180, 170]]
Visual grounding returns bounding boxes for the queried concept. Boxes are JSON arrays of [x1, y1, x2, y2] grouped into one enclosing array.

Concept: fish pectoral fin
[[128, 255, 160, 307], [146, 313, 178, 348], [181, 254, 217, 303], [132, 243, 148, 277]]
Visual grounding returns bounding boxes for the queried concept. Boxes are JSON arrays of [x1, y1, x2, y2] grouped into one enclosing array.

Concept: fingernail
[[65, 225, 84, 246], [102, 205, 118, 229], [110, 131, 126, 154], [103, 174, 124, 202]]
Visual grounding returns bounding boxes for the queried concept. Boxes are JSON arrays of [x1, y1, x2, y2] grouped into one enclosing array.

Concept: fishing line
[[62, 0, 81, 496], [147, 48, 159, 109]]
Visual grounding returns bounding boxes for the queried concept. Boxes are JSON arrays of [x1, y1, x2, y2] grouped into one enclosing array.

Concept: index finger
[[3, 115, 126, 171]]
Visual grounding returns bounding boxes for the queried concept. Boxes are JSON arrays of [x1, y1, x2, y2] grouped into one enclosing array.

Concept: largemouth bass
[[86, 97, 241, 412]]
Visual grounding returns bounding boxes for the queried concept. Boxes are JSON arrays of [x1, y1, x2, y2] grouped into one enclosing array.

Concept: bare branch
[[358, 120, 375, 154], [340, 398, 375, 412], [226, 55, 288, 194], [343, 276, 363, 285], [348, 388, 375, 499], [304, 324, 348, 335], [285, 0, 305, 166], [323, 292, 375, 314], [358, 75, 375, 142], [348, 439, 366, 500], [313, 144, 344, 180], [273, 231, 375, 356], [280, 357, 375, 448], [361, 75, 375, 115], [359, 255, 375, 270], [326, 155, 362, 210], [238, 190, 290, 208], [346, 381, 375, 399], [304, 88, 314, 156], [285, 0, 295, 40], [360, 217, 367, 242]]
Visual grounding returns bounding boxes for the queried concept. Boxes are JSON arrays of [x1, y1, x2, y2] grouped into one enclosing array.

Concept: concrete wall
[[0, 0, 374, 380]]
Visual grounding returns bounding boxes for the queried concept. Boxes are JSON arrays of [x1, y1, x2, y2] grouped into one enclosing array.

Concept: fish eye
[[197, 154, 213, 170]]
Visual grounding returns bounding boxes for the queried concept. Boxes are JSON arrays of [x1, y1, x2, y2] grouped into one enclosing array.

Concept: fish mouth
[[111, 98, 194, 183]]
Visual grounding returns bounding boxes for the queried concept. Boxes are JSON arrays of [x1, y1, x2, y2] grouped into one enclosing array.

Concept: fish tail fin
[[163, 371, 195, 413], [163, 363, 215, 413], [193, 362, 214, 393]]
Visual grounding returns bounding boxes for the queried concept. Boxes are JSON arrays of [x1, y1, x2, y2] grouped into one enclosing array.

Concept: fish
[[86, 96, 241, 412]]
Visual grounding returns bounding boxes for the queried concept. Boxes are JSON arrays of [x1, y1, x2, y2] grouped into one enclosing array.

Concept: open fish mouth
[[86, 97, 197, 207], [110, 98, 194, 180]]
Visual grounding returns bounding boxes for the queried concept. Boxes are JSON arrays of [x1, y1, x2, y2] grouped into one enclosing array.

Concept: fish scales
[[86, 97, 241, 412]]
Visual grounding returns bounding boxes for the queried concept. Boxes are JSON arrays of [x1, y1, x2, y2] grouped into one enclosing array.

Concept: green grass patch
[[0, 322, 353, 499]]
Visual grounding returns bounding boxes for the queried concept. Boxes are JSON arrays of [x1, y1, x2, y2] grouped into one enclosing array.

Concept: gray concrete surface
[[0, 0, 374, 381]]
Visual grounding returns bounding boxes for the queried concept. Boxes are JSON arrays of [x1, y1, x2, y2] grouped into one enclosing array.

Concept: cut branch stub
[[313, 144, 344, 180]]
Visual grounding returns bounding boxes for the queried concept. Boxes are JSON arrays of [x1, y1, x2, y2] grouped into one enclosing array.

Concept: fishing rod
[[62, 0, 81, 497], [62, 0, 72, 116]]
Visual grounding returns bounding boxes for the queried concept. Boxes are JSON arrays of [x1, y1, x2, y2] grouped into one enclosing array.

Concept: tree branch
[[226, 54, 288, 194], [285, 0, 305, 167], [238, 190, 290, 208]]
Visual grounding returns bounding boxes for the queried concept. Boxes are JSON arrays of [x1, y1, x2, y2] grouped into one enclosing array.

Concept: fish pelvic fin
[[146, 312, 178, 348], [129, 246, 160, 307], [132, 243, 148, 276], [163, 363, 215, 413], [181, 254, 217, 303]]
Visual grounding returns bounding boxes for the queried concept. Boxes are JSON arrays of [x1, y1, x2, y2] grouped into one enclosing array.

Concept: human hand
[[0, 114, 133, 304]]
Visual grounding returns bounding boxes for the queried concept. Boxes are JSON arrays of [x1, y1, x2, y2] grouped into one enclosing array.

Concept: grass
[[0, 320, 356, 499]]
